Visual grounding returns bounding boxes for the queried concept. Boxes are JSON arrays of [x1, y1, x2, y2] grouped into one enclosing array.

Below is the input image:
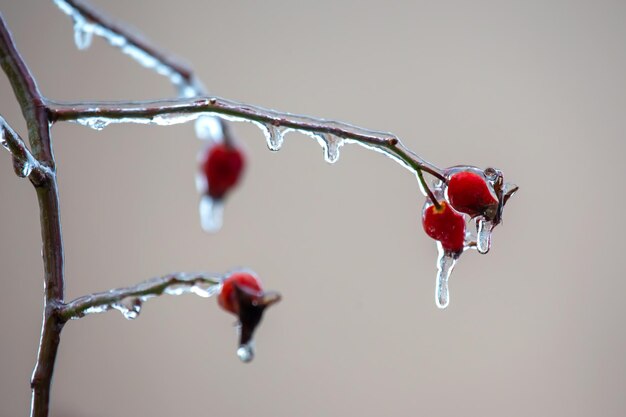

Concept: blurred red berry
[[447, 172, 497, 218], [422, 201, 466, 253], [201, 143, 245, 200], [218, 272, 262, 315]]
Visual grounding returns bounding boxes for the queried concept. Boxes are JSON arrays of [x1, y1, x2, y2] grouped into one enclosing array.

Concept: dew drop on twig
[[0, 129, 8, 150], [435, 247, 458, 309], [73, 19, 93, 50], [237, 341, 255, 363], [13, 157, 33, 178], [76, 117, 111, 131], [113, 297, 143, 320], [199, 195, 223, 233]]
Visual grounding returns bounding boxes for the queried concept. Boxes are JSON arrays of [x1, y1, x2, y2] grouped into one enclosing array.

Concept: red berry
[[422, 201, 466, 253], [218, 272, 263, 315], [447, 172, 497, 218], [201, 143, 245, 200]]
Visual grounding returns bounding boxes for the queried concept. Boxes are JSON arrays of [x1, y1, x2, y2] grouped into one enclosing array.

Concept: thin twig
[[52, 0, 238, 144], [47, 97, 446, 183], [60, 272, 223, 321], [53, 0, 202, 96], [0, 13, 65, 417]]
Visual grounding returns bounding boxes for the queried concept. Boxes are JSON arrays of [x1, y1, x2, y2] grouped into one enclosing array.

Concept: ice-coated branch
[[0, 115, 52, 182], [52, 0, 234, 144], [53, 0, 203, 97], [60, 272, 223, 321], [48, 97, 445, 198], [0, 13, 66, 417], [50, 0, 445, 200]]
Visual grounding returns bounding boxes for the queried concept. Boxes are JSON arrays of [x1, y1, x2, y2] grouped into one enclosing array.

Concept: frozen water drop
[[476, 218, 493, 254], [73, 19, 93, 50], [77, 118, 111, 131], [319, 133, 343, 164], [199, 195, 223, 233], [435, 247, 458, 309], [0, 129, 8, 150], [237, 341, 255, 363], [259, 123, 288, 151], [113, 297, 142, 320], [13, 157, 33, 178], [191, 280, 221, 298], [195, 115, 223, 142]]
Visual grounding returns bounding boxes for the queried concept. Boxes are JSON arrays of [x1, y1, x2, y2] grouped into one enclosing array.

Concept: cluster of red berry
[[422, 170, 499, 254]]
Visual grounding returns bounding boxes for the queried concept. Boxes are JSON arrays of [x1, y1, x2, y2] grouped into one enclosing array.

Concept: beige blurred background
[[1, 0, 625, 416]]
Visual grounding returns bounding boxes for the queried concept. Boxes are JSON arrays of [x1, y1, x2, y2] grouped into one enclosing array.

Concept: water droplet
[[77, 118, 111, 130], [237, 341, 255, 363], [259, 123, 288, 151], [191, 281, 220, 298], [73, 19, 93, 50], [0, 129, 8, 150], [319, 133, 343, 164], [195, 115, 223, 142], [435, 247, 458, 309], [13, 157, 33, 178], [476, 218, 493, 254], [113, 297, 142, 320], [199, 195, 223, 233]]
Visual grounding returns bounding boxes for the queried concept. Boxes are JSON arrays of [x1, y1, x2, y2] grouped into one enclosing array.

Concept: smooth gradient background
[[1, 1, 625, 416]]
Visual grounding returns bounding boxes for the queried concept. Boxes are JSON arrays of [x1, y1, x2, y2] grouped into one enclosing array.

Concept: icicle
[[13, 157, 33, 178], [237, 340, 255, 363], [113, 297, 142, 320], [73, 19, 93, 50], [476, 218, 493, 254], [317, 133, 343, 164], [199, 195, 223, 233], [195, 115, 223, 142], [435, 246, 458, 309], [259, 123, 288, 152]]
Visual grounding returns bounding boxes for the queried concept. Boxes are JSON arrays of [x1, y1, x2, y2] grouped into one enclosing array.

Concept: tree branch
[[47, 96, 446, 189], [1, 14, 65, 417], [53, 0, 202, 96], [60, 272, 223, 321]]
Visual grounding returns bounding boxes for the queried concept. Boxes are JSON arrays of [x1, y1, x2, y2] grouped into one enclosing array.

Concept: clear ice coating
[[73, 18, 93, 50], [258, 123, 288, 151], [13, 157, 33, 178], [435, 246, 458, 309], [199, 195, 223, 233], [113, 297, 142, 320], [195, 115, 223, 142], [76, 117, 111, 131], [0, 129, 8, 150], [237, 341, 255, 363]]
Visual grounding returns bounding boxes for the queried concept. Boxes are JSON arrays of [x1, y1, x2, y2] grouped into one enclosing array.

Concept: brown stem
[[0, 13, 65, 417], [60, 272, 223, 321], [47, 97, 446, 183]]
